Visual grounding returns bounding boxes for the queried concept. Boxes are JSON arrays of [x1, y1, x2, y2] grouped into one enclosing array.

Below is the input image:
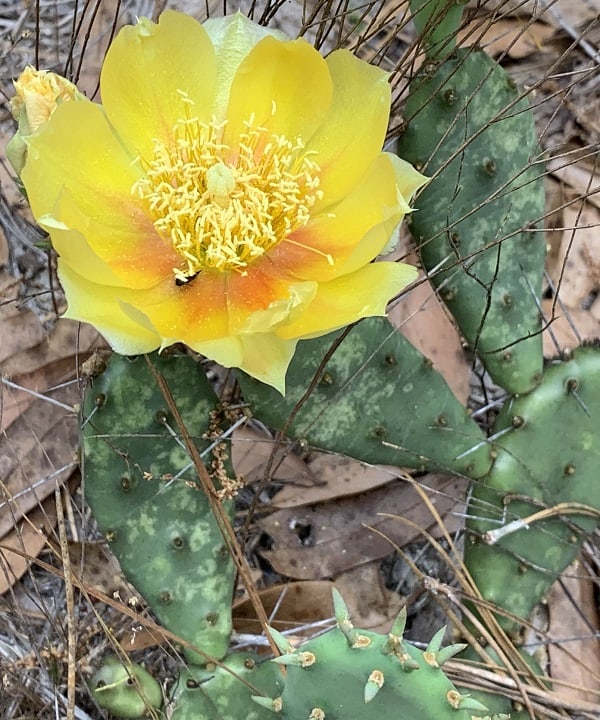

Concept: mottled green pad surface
[[238, 317, 492, 478], [273, 623, 479, 719], [82, 352, 235, 662], [170, 652, 283, 720], [397, 48, 545, 394], [465, 346, 600, 633]]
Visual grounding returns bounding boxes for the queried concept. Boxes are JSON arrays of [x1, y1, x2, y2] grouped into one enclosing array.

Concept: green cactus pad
[[254, 590, 487, 720], [464, 345, 600, 633], [170, 652, 283, 720], [82, 352, 236, 662], [91, 656, 162, 718], [237, 317, 492, 478], [397, 48, 546, 394]]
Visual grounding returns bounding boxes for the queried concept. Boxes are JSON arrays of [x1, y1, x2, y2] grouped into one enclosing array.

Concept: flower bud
[[7, 66, 84, 176]]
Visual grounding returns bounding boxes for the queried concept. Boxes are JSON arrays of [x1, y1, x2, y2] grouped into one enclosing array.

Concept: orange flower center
[[132, 105, 323, 280]]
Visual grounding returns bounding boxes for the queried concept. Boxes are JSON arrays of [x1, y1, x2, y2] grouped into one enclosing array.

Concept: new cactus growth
[[464, 346, 600, 633], [252, 589, 491, 720], [397, 49, 546, 394], [238, 317, 492, 478], [91, 656, 162, 718], [82, 352, 237, 662]]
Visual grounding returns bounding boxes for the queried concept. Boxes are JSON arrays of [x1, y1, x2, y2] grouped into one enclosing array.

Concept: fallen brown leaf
[[271, 453, 403, 508], [233, 580, 335, 637], [334, 562, 404, 634], [259, 474, 466, 580], [459, 17, 555, 59], [390, 269, 470, 405], [0, 271, 105, 592], [546, 559, 600, 705], [232, 426, 317, 488]]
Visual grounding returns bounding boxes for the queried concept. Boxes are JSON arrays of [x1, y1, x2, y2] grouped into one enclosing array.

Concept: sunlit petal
[[58, 262, 161, 354], [100, 10, 217, 158], [224, 35, 332, 146], [190, 334, 296, 394], [308, 49, 391, 211], [277, 262, 417, 340]]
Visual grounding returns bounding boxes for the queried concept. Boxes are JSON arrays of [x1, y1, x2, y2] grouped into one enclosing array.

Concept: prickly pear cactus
[[397, 49, 546, 394], [238, 317, 492, 478], [253, 590, 491, 720], [464, 345, 600, 634], [82, 352, 236, 662]]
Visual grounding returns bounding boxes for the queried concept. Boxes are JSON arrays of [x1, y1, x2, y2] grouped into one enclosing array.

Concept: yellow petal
[[270, 153, 426, 281], [40, 188, 177, 288], [40, 215, 124, 286], [130, 272, 230, 344], [308, 49, 391, 211], [223, 35, 332, 146], [23, 101, 138, 220], [389, 153, 430, 203], [58, 262, 161, 354], [100, 10, 217, 158], [278, 152, 399, 281], [203, 13, 285, 117], [277, 261, 417, 340], [225, 264, 316, 334], [190, 334, 297, 394], [22, 102, 177, 287]]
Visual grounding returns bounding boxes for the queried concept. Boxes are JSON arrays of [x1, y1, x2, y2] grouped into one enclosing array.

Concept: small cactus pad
[[253, 589, 488, 720], [82, 352, 236, 662], [91, 656, 162, 718], [464, 346, 600, 633], [170, 652, 283, 720], [397, 49, 545, 394], [238, 317, 492, 478]]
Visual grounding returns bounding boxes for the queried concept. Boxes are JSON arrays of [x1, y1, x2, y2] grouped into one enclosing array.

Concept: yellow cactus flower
[[7, 66, 84, 175], [20, 11, 427, 393]]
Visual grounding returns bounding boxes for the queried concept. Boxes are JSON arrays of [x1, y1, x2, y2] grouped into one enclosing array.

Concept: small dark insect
[[175, 272, 200, 286]]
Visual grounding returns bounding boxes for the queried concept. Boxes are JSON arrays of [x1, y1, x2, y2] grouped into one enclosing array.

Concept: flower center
[[132, 108, 322, 281]]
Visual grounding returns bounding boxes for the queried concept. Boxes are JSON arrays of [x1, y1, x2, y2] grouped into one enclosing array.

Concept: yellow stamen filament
[[132, 106, 323, 280]]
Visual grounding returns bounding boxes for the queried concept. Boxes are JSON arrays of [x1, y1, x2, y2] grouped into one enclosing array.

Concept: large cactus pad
[[253, 590, 496, 720], [465, 345, 600, 633], [238, 317, 492, 478], [397, 48, 546, 394], [82, 352, 236, 662]]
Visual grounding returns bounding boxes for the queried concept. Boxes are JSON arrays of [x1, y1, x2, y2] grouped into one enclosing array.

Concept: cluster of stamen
[[132, 103, 322, 281]]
